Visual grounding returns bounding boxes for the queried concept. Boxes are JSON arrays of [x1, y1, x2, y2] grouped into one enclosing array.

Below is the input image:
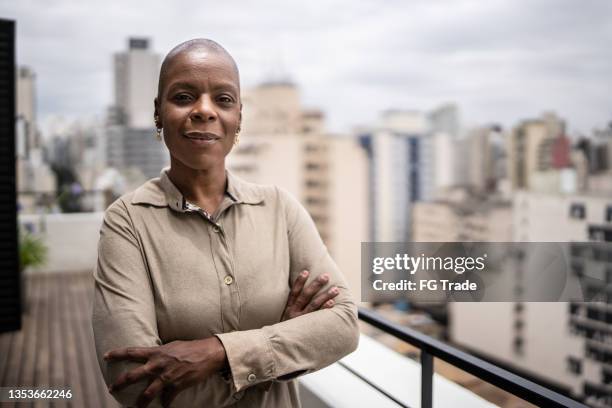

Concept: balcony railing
[[358, 307, 588, 408]]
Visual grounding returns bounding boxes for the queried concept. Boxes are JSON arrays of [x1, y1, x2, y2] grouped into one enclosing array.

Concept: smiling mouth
[[184, 131, 221, 141]]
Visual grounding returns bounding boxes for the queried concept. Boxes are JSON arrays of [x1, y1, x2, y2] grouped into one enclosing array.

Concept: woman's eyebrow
[[211, 81, 239, 92], [166, 81, 239, 96], [167, 81, 199, 93]]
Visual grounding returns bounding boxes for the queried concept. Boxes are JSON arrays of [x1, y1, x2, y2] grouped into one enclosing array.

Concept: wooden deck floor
[[0, 273, 119, 408]]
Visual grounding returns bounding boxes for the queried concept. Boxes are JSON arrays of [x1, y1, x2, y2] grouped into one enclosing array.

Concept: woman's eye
[[174, 94, 193, 102], [218, 95, 234, 104]]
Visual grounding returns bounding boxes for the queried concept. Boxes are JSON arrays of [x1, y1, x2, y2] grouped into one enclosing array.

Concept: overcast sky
[[2, 0, 611, 136]]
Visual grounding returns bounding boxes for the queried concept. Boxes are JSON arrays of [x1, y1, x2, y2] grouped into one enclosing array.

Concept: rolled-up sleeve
[[92, 199, 163, 407], [215, 187, 360, 392]]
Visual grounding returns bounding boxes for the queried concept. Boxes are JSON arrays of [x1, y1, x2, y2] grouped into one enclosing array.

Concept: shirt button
[[212, 225, 221, 233], [247, 373, 257, 382], [224, 275, 234, 285]]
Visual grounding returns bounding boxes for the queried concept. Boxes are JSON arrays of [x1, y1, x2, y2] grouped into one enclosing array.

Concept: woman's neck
[[167, 159, 227, 213]]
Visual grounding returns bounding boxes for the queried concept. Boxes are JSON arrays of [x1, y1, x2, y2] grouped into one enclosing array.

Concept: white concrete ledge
[[300, 334, 498, 408]]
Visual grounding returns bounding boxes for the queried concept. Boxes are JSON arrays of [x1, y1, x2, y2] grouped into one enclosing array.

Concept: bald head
[[157, 38, 240, 101]]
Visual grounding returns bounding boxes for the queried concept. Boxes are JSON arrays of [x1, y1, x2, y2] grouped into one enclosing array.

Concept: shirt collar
[[131, 167, 265, 211]]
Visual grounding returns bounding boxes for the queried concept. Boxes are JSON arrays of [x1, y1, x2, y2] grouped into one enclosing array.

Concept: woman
[[92, 39, 359, 408]]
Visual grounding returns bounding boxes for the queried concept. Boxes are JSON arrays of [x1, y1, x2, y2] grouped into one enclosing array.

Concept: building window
[[606, 206, 612, 222], [588, 226, 612, 242], [305, 163, 321, 171], [569, 303, 581, 315], [513, 336, 524, 355], [306, 180, 321, 188], [566, 357, 582, 375], [603, 368, 612, 385], [514, 319, 524, 330], [569, 203, 585, 219], [410, 170, 419, 201], [584, 383, 608, 402]]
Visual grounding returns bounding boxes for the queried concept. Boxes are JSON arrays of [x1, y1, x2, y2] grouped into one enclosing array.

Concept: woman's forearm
[[215, 288, 359, 392]]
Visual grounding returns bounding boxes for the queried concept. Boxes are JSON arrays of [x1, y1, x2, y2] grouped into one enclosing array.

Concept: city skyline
[[6, 12, 611, 405], [1, 0, 611, 138]]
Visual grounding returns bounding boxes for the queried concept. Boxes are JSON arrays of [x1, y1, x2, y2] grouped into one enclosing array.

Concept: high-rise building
[[227, 82, 369, 296], [451, 190, 612, 407], [411, 188, 511, 321], [229, 82, 326, 202], [105, 126, 168, 180], [358, 110, 434, 242], [113, 38, 160, 129], [577, 126, 612, 175], [326, 136, 369, 298], [432, 132, 456, 191], [428, 104, 474, 194], [105, 38, 168, 184], [16, 66, 38, 158], [15, 66, 55, 213], [466, 126, 507, 193], [428, 103, 460, 138], [412, 188, 512, 242], [507, 112, 565, 191], [240, 82, 303, 136]]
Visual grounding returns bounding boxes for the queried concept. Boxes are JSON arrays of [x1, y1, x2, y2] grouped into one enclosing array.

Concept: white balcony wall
[[19, 212, 104, 274]]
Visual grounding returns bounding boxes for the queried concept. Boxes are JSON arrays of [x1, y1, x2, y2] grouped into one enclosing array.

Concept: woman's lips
[[183, 131, 221, 145]]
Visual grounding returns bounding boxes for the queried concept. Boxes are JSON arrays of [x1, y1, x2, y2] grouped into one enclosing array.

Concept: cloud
[[1, 0, 610, 135]]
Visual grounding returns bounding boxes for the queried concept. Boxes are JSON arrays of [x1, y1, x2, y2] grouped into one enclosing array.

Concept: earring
[[154, 115, 162, 140], [234, 126, 241, 146]]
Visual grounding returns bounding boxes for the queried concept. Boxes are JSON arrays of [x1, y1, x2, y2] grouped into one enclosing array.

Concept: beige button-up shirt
[[92, 169, 359, 407]]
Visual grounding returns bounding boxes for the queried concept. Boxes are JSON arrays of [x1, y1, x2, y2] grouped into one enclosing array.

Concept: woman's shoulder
[[230, 176, 296, 205], [104, 177, 165, 217], [226, 171, 285, 204]]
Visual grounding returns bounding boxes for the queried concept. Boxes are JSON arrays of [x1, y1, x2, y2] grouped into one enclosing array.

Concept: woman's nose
[[189, 95, 217, 122]]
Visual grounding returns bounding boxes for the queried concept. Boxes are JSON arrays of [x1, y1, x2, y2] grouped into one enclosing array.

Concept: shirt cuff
[[215, 330, 276, 392]]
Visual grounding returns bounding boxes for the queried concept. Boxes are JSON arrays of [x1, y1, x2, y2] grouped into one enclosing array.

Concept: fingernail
[[327, 300, 335, 306], [320, 274, 329, 281], [103, 353, 109, 360], [301, 270, 309, 277], [330, 287, 338, 294]]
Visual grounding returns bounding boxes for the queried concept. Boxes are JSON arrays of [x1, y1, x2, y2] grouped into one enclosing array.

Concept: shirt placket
[[185, 199, 241, 332]]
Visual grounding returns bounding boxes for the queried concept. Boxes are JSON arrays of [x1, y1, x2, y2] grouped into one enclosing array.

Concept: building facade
[[112, 38, 160, 129], [451, 190, 612, 407], [358, 110, 434, 242], [227, 82, 369, 297]]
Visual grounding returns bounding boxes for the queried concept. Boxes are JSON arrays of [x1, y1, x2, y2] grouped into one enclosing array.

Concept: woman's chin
[[170, 154, 226, 173]]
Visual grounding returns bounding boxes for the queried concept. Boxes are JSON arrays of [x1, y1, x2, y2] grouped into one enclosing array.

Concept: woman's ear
[[154, 98, 162, 128]]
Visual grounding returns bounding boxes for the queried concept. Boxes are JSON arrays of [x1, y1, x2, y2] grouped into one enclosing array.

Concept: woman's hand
[[104, 336, 226, 408], [281, 270, 339, 321]]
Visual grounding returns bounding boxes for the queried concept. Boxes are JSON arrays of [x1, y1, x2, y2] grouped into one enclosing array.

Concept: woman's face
[[156, 50, 241, 172]]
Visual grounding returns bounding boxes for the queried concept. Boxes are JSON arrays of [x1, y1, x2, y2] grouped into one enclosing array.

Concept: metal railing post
[[421, 351, 433, 408]]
